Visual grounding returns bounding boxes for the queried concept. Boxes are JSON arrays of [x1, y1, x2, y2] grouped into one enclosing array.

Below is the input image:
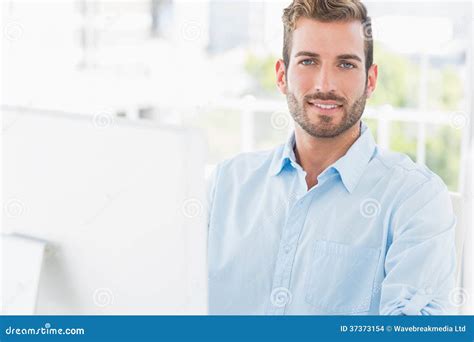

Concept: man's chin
[[303, 125, 343, 139], [300, 117, 349, 138], [312, 116, 341, 130]]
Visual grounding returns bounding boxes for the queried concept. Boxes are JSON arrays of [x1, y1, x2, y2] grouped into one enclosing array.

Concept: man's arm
[[379, 176, 457, 315]]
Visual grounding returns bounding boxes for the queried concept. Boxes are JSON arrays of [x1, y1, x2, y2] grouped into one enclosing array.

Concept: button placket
[[266, 195, 311, 314]]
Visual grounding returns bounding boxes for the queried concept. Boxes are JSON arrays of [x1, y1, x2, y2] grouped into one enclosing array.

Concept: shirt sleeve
[[379, 176, 457, 315]]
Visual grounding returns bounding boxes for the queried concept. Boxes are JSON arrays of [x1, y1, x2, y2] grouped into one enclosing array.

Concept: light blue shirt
[[207, 121, 457, 315]]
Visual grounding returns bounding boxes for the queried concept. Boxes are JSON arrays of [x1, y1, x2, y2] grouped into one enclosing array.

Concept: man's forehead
[[291, 17, 365, 57], [294, 16, 364, 34]]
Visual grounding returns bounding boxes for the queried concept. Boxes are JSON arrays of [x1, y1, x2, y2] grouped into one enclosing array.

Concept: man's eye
[[339, 62, 355, 69], [300, 59, 315, 66]]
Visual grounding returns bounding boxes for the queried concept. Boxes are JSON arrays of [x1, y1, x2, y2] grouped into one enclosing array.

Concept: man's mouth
[[307, 100, 343, 113]]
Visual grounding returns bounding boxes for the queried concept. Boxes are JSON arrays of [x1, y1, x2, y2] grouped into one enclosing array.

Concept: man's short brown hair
[[282, 0, 373, 73]]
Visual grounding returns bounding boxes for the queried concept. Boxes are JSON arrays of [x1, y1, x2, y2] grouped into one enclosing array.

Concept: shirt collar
[[269, 121, 377, 193], [269, 130, 298, 176]]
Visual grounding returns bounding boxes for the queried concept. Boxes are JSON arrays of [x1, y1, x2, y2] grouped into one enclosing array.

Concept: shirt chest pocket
[[305, 240, 381, 314]]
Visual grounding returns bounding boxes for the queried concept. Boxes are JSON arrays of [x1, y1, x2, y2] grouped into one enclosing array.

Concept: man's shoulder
[[215, 144, 284, 178], [373, 147, 448, 194]]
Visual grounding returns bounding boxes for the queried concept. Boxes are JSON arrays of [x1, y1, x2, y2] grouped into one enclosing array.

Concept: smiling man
[[207, 0, 457, 315]]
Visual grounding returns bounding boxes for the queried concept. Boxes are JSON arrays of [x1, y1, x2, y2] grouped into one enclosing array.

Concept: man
[[206, 0, 456, 315]]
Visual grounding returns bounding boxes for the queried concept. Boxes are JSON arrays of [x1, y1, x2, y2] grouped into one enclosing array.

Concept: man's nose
[[313, 64, 337, 93]]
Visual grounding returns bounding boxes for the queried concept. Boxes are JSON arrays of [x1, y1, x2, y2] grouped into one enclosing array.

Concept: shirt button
[[283, 245, 291, 253]]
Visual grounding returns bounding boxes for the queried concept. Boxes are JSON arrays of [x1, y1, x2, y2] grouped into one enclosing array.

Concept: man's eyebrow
[[337, 54, 363, 63], [293, 51, 363, 63], [294, 51, 320, 58]]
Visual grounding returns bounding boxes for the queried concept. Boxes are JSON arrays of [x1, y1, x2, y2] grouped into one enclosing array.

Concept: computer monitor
[[1, 107, 208, 314]]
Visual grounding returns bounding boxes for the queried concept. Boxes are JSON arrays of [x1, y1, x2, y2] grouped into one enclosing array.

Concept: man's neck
[[294, 121, 361, 190]]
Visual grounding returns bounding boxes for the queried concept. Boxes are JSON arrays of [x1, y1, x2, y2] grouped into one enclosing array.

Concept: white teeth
[[313, 103, 338, 109]]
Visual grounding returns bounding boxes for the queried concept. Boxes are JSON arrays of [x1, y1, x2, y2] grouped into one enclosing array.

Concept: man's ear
[[276, 59, 288, 95], [365, 63, 378, 98]]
